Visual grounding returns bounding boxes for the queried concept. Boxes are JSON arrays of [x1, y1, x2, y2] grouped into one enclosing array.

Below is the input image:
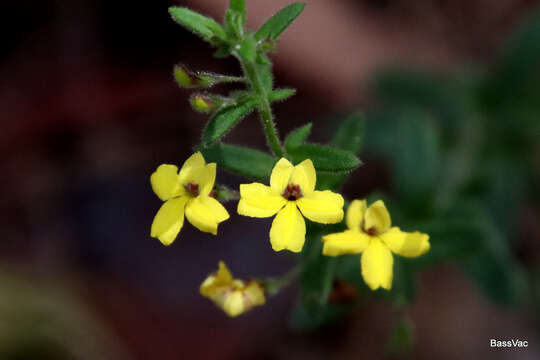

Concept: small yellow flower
[[200, 261, 266, 317], [322, 200, 430, 291], [150, 152, 230, 245], [238, 158, 344, 252]]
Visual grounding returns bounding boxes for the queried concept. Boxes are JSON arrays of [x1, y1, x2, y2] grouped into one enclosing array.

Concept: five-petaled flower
[[150, 152, 229, 245], [322, 199, 430, 290], [237, 158, 344, 252], [200, 261, 266, 317]]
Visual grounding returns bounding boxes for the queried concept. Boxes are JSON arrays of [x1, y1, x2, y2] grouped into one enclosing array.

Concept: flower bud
[[189, 94, 215, 113], [173, 64, 214, 89], [200, 261, 265, 317]]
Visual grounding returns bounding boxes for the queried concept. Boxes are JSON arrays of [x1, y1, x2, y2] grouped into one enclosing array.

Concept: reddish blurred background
[[1, 0, 539, 359]]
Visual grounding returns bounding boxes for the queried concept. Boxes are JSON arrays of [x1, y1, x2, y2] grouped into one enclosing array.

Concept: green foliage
[[169, 7, 226, 43], [255, 3, 306, 41], [269, 88, 296, 102], [238, 36, 257, 62], [331, 113, 365, 154], [201, 99, 258, 146], [165, 0, 538, 336], [198, 143, 277, 181], [288, 143, 361, 173], [225, 0, 246, 38], [317, 114, 365, 189], [284, 123, 312, 149]]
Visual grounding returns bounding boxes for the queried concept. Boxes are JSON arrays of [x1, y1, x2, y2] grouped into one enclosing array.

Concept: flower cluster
[[150, 153, 430, 316]]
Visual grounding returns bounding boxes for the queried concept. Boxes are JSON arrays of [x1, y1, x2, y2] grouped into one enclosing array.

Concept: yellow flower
[[150, 152, 230, 245], [238, 158, 344, 252], [322, 200, 430, 291], [200, 261, 266, 317]]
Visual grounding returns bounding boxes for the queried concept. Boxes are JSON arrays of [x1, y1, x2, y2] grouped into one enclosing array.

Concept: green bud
[[189, 93, 235, 115], [173, 63, 245, 89], [189, 94, 215, 113], [173, 64, 213, 89]]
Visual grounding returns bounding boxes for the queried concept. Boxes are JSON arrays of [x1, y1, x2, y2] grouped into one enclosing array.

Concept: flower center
[[282, 184, 303, 201], [185, 183, 199, 197], [365, 226, 377, 236]]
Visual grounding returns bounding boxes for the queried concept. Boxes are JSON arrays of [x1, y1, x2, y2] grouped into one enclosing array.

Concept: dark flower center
[[185, 183, 199, 197], [282, 184, 303, 201], [365, 226, 377, 236]]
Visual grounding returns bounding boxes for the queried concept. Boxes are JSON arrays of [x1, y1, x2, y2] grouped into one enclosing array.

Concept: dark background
[[1, 0, 539, 359]]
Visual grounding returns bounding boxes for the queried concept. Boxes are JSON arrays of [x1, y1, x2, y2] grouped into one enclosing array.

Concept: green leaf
[[331, 113, 365, 154], [268, 88, 296, 102], [201, 100, 258, 146], [237, 36, 257, 62], [169, 7, 226, 43], [225, 0, 246, 38], [255, 3, 306, 41], [198, 143, 277, 181], [317, 114, 365, 190], [288, 144, 361, 173], [285, 123, 312, 150], [229, 0, 246, 15]]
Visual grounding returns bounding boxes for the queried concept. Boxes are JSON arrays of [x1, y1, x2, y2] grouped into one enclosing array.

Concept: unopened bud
[[190, 94, 215, 113], [173, 64, 213, 89]]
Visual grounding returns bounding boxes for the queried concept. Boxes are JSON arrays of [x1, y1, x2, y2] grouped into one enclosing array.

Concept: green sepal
[[254, 3, 306, 41], [288, 143, 361, 173], [284, 123, 312, 149], [269, 88, 296, 102], [201, 99, 258, 146], [169, 7, 226, 44], [198, 143, 277, 181]]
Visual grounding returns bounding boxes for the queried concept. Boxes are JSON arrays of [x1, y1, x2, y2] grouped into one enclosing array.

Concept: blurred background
[[1, 0, 540, 359]]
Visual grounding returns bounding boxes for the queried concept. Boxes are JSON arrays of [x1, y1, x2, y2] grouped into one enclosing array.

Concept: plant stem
[[261, 265, 301, 296], [239, 59, 285, 157]]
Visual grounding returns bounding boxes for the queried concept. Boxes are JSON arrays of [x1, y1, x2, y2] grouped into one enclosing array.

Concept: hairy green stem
[[240, 60, 285, 157]]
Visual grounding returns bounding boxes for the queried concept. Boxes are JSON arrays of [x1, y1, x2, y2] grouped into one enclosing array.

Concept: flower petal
[[322, 230, 370, 256], [222, 291, 245, 317], [380, 227, 430, 258], [346, 199, 367, 231], [364, 200, 391, 234], [178, 152, 206, 184], [290, 159, 316, 196], [202, 195, 230, 222], [361, 238, 394, 290], [270, 158, 294, 194], [199, 163, 217, 196], [150, 164, 183, 201], [296, 190, 344, 224], [150, 197, 187, 245], [185, 196, 229, 235], [270, 202, 306, 252], [200, 261, 233, 297], [238, 183, 287, 218]]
